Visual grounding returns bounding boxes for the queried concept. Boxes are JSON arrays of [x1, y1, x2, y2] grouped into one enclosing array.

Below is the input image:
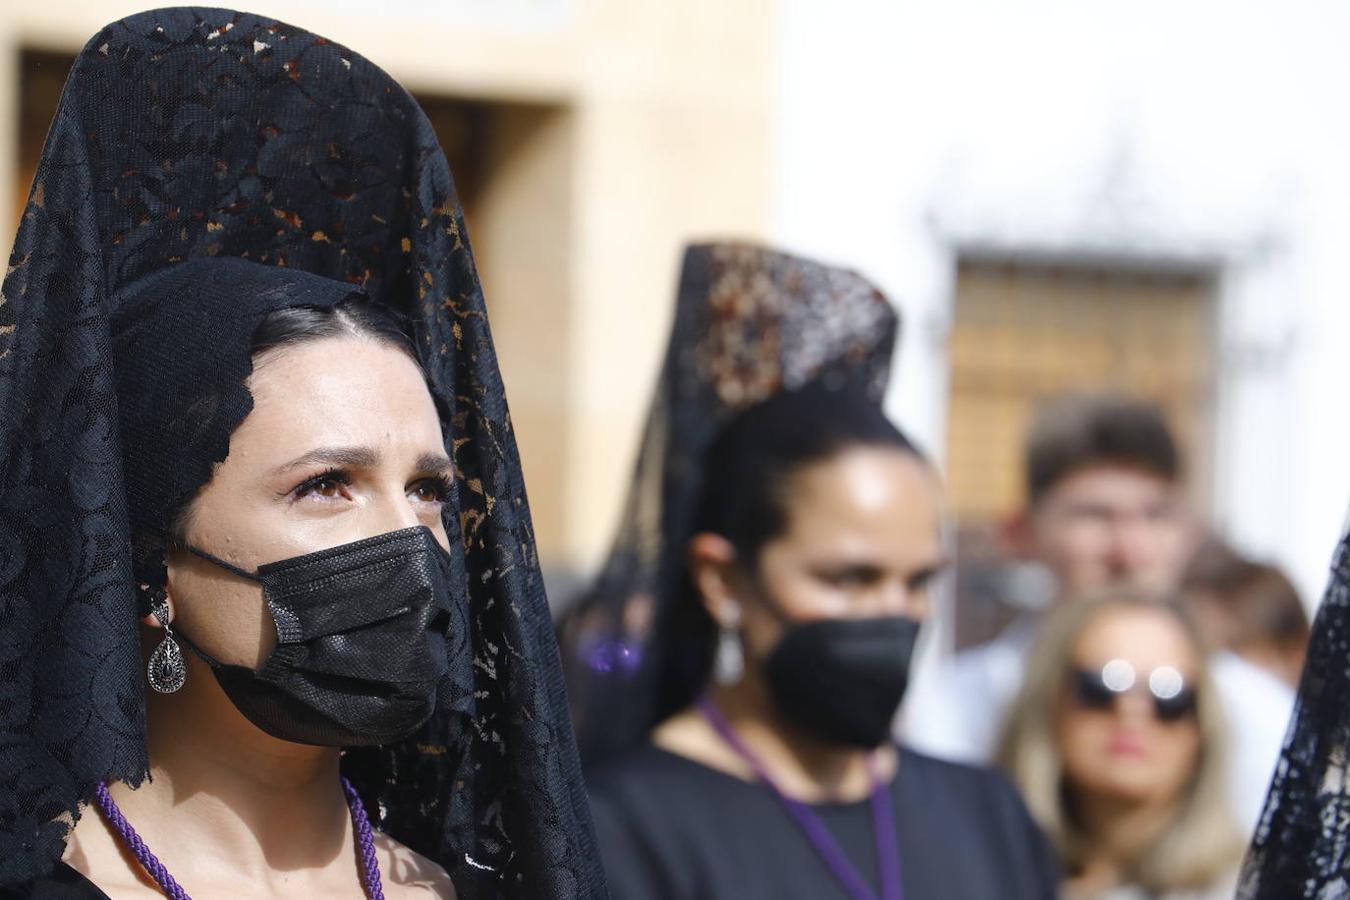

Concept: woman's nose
[[872, 582, 921, 618], [1114, 689, 1156, 724], [370, 487, 423, 534]]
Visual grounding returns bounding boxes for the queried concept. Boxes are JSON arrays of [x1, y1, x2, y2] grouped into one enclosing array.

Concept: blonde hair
[[996, 592, 1244, 893]]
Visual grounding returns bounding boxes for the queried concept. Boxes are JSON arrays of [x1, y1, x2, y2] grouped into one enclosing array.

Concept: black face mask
[[184, 525, 454, 747], [763, 616, 921, 749]]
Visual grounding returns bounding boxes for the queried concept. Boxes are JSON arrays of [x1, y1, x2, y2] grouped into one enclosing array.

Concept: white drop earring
[[712, 606, 744, 685]]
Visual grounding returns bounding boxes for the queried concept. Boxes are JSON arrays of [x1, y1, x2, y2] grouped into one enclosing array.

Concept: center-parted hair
[[251, 296, 420, 363], [996, 592, 1244, 893], [161, 296, 426, 558]]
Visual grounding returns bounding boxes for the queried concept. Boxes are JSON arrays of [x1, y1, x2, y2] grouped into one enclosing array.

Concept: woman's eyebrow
[[270, 445, 381, 476], [414, 452, 454, 474], [916, 555, 953, 577]]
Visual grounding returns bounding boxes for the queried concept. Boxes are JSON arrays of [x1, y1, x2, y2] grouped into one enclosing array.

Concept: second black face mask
[[763, 615, 921, 749], [185, 525, 454, 747]]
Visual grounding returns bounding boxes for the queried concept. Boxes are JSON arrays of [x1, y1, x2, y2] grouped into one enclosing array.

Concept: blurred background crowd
[[7, 0, 1346, 624], [7, 2, 1348, 898]]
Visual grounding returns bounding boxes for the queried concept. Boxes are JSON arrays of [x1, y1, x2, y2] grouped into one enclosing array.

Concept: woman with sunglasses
[[998, 592, 1245, 900]]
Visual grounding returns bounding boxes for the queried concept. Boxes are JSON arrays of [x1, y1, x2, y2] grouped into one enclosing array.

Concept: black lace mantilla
[[1239, 531, 1350, 898], [0, 8, 604, 897]]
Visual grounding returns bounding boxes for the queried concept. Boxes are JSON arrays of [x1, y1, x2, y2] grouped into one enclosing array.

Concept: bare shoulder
[[375, 832, 458, 899]]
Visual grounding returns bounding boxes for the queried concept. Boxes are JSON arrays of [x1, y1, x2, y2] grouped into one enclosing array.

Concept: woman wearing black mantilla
[[0, 9, 604, 899], [562, 244, 1059, 900]]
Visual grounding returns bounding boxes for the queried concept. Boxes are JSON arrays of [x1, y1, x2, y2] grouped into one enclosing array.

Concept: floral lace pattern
[[1239, 533, 1350, 899], [0, 8, 603, 897]]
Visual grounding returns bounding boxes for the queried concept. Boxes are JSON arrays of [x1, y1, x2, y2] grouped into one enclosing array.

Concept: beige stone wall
[[567, 1, 775, 574], [0, 0, 775, 581]]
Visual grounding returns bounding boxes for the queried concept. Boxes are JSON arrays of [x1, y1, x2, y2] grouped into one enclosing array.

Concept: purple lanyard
[[697, 697, 904, 900]]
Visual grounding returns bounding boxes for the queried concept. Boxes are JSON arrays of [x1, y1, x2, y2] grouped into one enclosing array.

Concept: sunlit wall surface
[[774, 0, 1350, 622]]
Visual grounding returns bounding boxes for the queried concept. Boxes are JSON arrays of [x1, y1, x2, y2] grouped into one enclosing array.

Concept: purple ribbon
[[698, 697, 904, 900]]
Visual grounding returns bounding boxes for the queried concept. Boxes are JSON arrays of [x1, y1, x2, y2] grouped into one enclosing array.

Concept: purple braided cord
[[869, 756, 904, 898], [697, 697, 903, 900], [93, 779, 385, 899], [342, 776, 386, 900], [92, 782, 191, 900]]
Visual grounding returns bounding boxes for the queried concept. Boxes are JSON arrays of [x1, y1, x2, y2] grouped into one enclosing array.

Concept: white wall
[[772, 0, 1350, 610]]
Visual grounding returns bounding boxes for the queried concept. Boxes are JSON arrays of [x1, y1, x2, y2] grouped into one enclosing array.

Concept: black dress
[[588, 744, 1059, 900]]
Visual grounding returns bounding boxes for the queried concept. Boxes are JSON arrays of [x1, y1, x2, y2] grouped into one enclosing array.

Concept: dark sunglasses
[[1068, 660, 1197, 723]]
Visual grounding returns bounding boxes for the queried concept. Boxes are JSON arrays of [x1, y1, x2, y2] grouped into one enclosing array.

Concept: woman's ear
[[688, 532, 743, 626], [139, 586, 175, 628]]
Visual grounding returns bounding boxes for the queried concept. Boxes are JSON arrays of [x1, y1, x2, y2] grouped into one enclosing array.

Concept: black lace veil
[[1238, 529, 1350, 898], [559, 242, 900, 765], [0, 8, 603, 897]]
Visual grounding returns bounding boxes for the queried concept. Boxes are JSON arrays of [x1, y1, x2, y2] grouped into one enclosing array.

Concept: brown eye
[[311, 478, 345, 498], [409, 476, 452, 505], [291, 469, 352, 501], [820, 567, 878, 589]]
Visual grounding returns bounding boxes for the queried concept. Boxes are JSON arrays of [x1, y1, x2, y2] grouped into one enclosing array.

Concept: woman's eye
[[824, 570, 868, 588], [409, 477, 452, 504], [311, 478, 344, 498], [292, 470, 352, 501]]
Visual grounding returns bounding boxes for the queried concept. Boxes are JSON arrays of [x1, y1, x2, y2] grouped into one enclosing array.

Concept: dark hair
[[652, 380, 925, 723], [251, 294, 420, 362], [165, 297, 423, 546], [1026, 394, 1179, 505], [692, 382, 921, 559], [1182, 540, 1309, 653]]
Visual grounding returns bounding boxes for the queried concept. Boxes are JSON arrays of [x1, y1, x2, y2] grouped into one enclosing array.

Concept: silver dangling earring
[[712, 607, 744, 685], [146, 590, 187, 694]]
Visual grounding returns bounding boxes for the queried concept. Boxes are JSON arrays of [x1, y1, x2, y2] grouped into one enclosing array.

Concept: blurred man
[[905, 394, 1292, 831], [1016, 396, 1194, 598]]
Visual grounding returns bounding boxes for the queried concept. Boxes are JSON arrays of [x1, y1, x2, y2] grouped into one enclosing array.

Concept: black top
[[0, 864, 108, 899], [588, 744, 1059, 900]]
